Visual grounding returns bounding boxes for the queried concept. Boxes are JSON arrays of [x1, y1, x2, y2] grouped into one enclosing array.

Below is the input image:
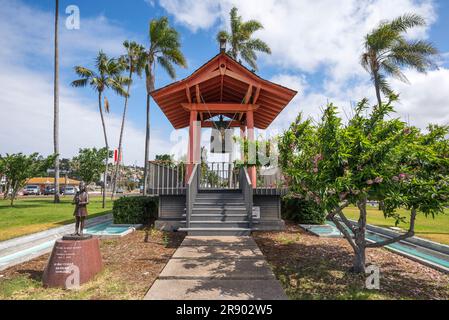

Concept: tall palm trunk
[[143, 66, 154, 196], [373, 69, 382, 107], [112, 69, 133, 199], [143, 93, 151, 195], [98, 92, 109, 208], [53, 0, 60, 203]]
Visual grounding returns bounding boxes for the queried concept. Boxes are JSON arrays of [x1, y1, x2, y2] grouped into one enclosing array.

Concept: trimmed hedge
[[112, 196, 158, 225], [281, 197, 326, 225]]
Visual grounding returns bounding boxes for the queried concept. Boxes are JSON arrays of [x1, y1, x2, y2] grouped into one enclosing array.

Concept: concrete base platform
[[145, 279, 287, 300], [144, 236, 287, 300]]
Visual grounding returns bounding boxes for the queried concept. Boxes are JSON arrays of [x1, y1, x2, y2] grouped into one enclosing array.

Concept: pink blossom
[[366, 179, 374, 185], [374, 177, 383, 184], [392, 176, 399, 182]]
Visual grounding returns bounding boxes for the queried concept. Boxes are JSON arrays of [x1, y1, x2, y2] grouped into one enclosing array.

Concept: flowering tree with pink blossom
[[279, 95, 449, 273]]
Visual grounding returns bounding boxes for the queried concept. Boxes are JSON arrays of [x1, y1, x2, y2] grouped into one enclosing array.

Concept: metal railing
[[240, 166, 253, 228], [199, 162, 240, 190], [186, 164, 199, 228], [146, 161, 186, 195], [145, 160, 288, 194], [255, 166, 288, 195]]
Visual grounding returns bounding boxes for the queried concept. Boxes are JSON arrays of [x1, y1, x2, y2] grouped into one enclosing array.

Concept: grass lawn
[[0, 229, 185, 300], [0, 196, 112, 242], [342, 206, 449, 245]]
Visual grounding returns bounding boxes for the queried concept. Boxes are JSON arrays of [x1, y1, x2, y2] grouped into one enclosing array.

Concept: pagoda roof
[[151, 52, 297, 129]]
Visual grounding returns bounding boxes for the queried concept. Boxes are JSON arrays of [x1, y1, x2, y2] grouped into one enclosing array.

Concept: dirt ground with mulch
[[0, 228, 186, 300], [253, 222, 449, 300]]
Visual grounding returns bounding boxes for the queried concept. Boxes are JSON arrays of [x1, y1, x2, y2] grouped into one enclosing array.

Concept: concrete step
[[192, 207, 247, 214], [190, 214, 248, 222], [189, 221, 249, 229], [198, 189, 242, 194], [195, 194, 244, 199], [193, 200, 246, 206], [178, 228, 251, 236], [194, 201, 246, 206]]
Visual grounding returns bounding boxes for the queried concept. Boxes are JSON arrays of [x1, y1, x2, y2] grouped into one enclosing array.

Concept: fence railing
[[146, 161, 186, 195], [199, 162, 240, 190], [145, 161, 288, 194], [240, 166, 253, 228], [186, 164, 199, 228]]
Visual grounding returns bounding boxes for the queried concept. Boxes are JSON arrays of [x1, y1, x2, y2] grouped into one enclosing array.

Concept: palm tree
[[143, 17, 187, 195], [53, 0, 60, 203], [217, 7, 271, 71], [71, 51, 129, 208], [111, 41, 146, 199], [361, 14, 438, 106]]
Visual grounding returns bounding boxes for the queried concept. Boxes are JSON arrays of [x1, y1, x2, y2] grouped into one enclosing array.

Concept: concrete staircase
[[179, 190, 251, 236]]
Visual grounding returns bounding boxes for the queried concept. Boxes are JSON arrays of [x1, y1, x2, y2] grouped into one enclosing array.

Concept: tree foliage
[[71, 148, 108, 185], [361, 14, 438, 106], [279, 95, 449, 272], [143, 16, 187, 195], [0, 153, 55, 206], [217, 6, 271, 71]]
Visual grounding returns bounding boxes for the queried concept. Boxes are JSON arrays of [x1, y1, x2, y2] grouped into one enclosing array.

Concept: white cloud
[[0, 0, 164, 164], [158, 0, 436, 80], [0, 63, 168, 164], [158, 0, 221, 32], [391, 68, 449, 128], [159, 0, 444, 132]]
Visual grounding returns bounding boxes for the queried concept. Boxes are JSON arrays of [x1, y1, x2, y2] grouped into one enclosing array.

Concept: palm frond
[[104, 96, 110, 113], [71, 78, 88, 88], [95, 51, 108, 71], [389, 13, 426, 33], [160, 48, 187, 68], [240, 48, 257, 71], [230, 7, 241, 37], [245, 38, 271, 54], [360, 52, 371, 72], [107, 77, 128, 98], [380, 59, 409, 83], [240, 20, 264, 37], [74, 66, 94, 78], [157, 56, 176, 79], [377, 74, 395, 97]]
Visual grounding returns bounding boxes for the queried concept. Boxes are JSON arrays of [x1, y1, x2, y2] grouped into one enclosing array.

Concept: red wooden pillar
[[186, 110, 198, 182], [246, 110, 256, 188]]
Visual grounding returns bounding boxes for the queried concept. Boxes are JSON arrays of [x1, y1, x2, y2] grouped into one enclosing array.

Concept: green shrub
[[112, 196, 158, 225], [281, 197, 325, 225]]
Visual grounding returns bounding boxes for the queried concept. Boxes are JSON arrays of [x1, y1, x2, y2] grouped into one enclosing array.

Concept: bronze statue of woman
[[72, 181, 89, 236]]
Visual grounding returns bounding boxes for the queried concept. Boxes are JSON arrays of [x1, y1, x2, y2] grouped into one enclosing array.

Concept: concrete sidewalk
[[144, 236, 287, 300]]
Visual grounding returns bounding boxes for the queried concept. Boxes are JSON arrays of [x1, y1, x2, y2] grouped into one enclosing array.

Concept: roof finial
[[219, 37, 226, 53]]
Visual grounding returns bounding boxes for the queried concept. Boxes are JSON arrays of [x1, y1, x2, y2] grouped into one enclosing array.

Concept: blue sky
[[0, 0, 448, 165]]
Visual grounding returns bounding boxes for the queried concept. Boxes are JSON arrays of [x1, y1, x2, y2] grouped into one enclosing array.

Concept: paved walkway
[[0, 214, 112, 271], [144, 236, 287, 300]]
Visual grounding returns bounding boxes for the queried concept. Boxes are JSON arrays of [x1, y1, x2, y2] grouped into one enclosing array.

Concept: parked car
[[23, 185, 41, 196], [116, 188, 124, 194], [62, 186, 77, 195], [44, 186, 56, 195]]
